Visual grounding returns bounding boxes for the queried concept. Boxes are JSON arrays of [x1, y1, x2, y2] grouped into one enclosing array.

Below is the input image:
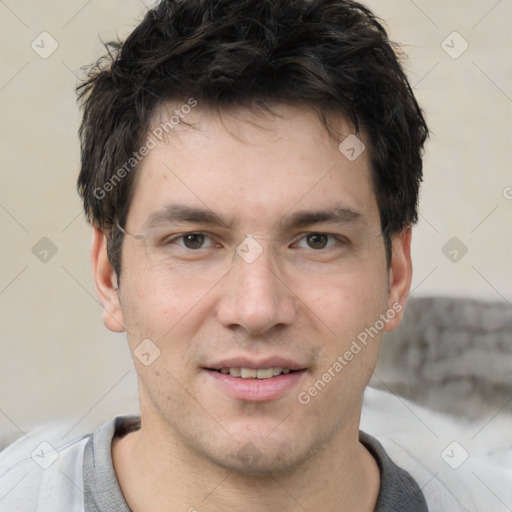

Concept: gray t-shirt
[[84, 415, 429, 511]]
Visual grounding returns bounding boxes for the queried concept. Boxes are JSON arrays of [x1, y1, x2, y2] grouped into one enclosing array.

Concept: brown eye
[[182, 233, 206, 249], [306, 233, 329, 249]]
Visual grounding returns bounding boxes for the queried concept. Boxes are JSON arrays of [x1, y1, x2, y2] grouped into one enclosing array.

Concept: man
[[1, 0, 431, 510]]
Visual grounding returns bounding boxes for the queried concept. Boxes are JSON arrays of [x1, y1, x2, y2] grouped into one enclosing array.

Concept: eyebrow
[[143, 203, 364, 232], [278, 207, 364, 232], [144, 204, 226, 230]]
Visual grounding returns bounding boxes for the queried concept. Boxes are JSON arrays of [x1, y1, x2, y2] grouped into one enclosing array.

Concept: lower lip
[[204, 369, 307, 402]]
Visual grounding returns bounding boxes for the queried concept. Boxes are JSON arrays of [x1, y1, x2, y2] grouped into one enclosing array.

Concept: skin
[[91, 103, 412, 512]]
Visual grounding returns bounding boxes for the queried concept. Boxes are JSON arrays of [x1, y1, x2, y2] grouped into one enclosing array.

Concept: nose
[[215, 239, 297, 335]]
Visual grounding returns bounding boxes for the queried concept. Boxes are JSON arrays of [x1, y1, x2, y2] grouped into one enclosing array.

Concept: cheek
[[293, 268, 389, 382], [297, 269, 388, 327], [121, 264, 199, 326], [119, 276, 170, 351], [119, 267, 220, 375]]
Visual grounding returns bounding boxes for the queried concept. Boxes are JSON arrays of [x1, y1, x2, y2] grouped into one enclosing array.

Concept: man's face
[[98, 103, 410, 475]]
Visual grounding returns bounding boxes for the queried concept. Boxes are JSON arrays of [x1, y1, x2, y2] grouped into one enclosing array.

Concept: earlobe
[[383, 227, 413, 332], [90, 226, 125, 333]]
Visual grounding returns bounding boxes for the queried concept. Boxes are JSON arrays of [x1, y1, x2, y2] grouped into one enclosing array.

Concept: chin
[[209, 447, 306, 478], [199, 430, 325, 479]]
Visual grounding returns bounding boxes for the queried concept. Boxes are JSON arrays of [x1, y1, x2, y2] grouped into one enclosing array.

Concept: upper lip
[[205, 356, 307, 371]]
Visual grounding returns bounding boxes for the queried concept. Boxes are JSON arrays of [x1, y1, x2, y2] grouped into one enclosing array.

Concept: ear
[[90, 226, 125, 333], [383, 227, 413, 332]]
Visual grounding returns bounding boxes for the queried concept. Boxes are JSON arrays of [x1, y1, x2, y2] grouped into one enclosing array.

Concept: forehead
[[126, 102, 378, 232]]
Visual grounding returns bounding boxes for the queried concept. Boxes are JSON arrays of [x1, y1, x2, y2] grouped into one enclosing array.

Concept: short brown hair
[[77, 0, 428, 278]]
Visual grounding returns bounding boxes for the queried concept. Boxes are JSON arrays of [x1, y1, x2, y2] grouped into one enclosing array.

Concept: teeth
[[220, 367, 294, 379], [240, 368, 257, 378], [256, 368, 274, 379]]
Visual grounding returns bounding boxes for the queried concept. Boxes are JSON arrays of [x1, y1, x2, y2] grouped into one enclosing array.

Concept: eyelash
[[168, 232, 347, 250], [172, 233, 219, 249]]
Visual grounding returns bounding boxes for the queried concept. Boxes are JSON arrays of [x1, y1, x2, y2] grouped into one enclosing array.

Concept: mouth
[[203, 363, 308, 402], [207, 367, 300, 379]]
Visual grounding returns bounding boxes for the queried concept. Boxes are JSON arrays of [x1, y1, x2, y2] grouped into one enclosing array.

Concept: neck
[[112, 407, 380, 512]]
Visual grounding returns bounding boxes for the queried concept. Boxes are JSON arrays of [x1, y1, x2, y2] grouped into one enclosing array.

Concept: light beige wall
[[1, 1, 511, 439]]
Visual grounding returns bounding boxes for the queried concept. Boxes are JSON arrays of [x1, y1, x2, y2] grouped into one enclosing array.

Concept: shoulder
[[360, 430, 429, 511], [0, 423, 92, 512], [361, 387, 512, 512], [0, 415, 139, 512]]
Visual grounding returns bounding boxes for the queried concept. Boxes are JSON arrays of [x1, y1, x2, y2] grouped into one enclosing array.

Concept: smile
[[213, 367, 295, 379], [205, 367, 307, 402]]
